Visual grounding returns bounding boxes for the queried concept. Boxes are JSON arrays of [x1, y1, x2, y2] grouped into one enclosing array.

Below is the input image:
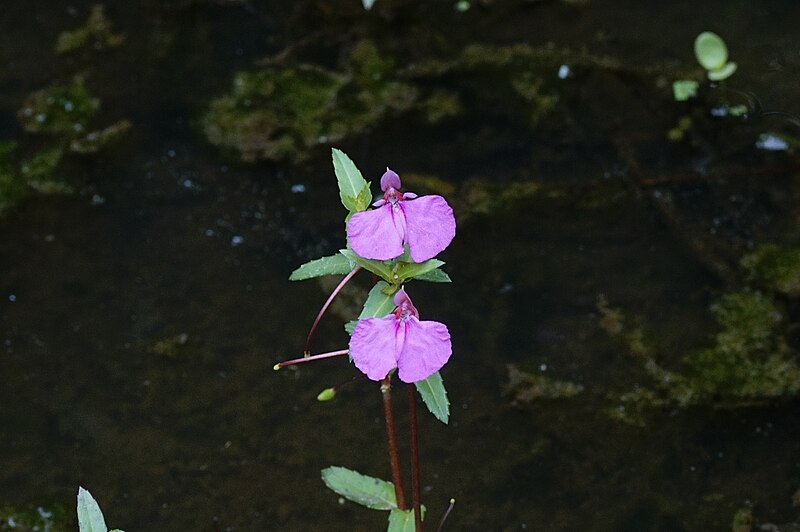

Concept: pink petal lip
[[396, 317, 451, 383], [349, 316, 399, 381], [401, 195, 456, 263], [347, 205, 405, 261]]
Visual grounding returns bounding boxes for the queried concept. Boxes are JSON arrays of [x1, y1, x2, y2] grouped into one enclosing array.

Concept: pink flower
[[349, 288, 452, 383], [347, 169, 456, 263]]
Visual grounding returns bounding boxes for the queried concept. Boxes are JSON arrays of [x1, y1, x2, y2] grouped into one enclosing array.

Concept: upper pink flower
[[349, 288, 452, 383], [347, 169, 456, 263]]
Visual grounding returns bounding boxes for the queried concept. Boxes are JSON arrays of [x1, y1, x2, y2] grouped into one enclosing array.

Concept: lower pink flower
[[349, 288, 452, 383]]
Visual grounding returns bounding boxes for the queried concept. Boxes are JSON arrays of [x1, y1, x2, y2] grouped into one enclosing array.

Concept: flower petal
[[396, 318, 452, 383], [347, 205, 404, 260], [401, 195, 456, 262], [349, 316, 399, 381]]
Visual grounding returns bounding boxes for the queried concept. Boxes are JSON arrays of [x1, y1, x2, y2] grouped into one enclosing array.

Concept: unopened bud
[[317, 387, 336, 401]]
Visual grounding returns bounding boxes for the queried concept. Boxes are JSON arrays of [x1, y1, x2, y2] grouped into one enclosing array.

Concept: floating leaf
[[77, 487, 108, 532], [321, 466, 397, 510], [332, 148, 370, 212], [694, 31, 728, 71], [289, 253, 353, 281], [415, 371, 450, 424], [672, 80, 698, 102], [395, 259, 445, 283]]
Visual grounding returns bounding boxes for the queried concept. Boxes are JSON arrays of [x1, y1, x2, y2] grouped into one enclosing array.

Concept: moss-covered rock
[[17, 79, 99, 136], [203, 40, 418, 162], [55, 4, 125, 55], [741, 243, 800, 296]]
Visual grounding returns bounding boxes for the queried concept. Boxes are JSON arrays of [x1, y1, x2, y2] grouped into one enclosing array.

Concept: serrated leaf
[[321, 466, 397, 510], [289, 253, 353, 281], [387, 508, 425, 531], [359, 281, 397, 319], [396, 259, 445, 283], [77, 487, 108, 532], [332, 148, 369, 213], [415, 372, 450, 424], [340, 248, 394, 283], [414, 268, 452, 283]]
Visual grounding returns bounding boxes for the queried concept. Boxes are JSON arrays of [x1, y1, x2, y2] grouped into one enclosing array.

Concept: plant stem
[[273, 349, 348, 370], [304, 266, 361, 354], [408, 383, 423, 531], [381, 376, 407, 510]]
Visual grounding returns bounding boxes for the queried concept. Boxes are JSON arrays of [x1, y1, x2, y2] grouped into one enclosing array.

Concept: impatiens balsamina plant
[[275, 149, 456, 531]]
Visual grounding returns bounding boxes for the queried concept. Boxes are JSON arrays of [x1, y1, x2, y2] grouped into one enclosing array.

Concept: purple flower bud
[[380, 168, 402, 192], [349, 288, 452, 383]]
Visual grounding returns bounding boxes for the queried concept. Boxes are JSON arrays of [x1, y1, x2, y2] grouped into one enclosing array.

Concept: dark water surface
[[2, 1, 800, 530]]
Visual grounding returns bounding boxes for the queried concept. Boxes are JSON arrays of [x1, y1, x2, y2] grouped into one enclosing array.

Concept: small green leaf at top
[[321, 466, 397, 510], [77, 487, 108, 532], [332, 148, 369, 213], [395, 259, 445, 283], [289, 253, 353, 281], [415, 371, 450, 424], [388, 508, 425, 532], [694, 31, 737, 81]]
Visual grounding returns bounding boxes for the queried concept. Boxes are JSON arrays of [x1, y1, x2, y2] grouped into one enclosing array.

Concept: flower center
[[394, 300, 417, 321], [384, 187, 404, 206]]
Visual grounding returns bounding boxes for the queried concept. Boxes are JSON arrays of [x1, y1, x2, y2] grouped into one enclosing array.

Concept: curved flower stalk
[[347, 169, 456, 263], [349, 287, 452, 383]]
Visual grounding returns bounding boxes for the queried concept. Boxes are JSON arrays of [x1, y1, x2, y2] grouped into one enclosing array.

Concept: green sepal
[[415, 371, 450, 424], [321, 466, 397, 510], [289, 253, 353, 281]]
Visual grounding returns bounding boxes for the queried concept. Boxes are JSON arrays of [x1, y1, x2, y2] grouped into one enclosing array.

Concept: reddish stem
[[381, 377, 407, 510], [408, 384, 423, 531], [304, 266, 362, 354], [273, 349, 348, 370]]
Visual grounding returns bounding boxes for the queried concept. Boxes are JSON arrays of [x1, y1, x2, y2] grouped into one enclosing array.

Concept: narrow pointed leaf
[[414, 268, 452, 283], [289, 253, 353, 281], [340, 248, 394, 283], [77, 487, 108, 532], [415, 371, 450, 424], [388, 508, 425, 531], [332, 148, 369, 213], [321, 466, 397, 510], [359, 281, 397, 319], [396, 259, 445, 283]]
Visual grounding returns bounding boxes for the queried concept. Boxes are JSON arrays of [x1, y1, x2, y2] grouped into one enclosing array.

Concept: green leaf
[[340, 248, 394, 283], [359, 281, 397, 319], [289, 253, 353, 281], [77, 487, 108, 532], [344, 320, 358, 335], [415, 372, 450, 424], [395, 259, 444, 283], [694, 31, 728, 71], [332, 148, 370, 213], [414, 268, 452, 283], [321, 466, 397, 510], [387, 508, 425, 531]]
